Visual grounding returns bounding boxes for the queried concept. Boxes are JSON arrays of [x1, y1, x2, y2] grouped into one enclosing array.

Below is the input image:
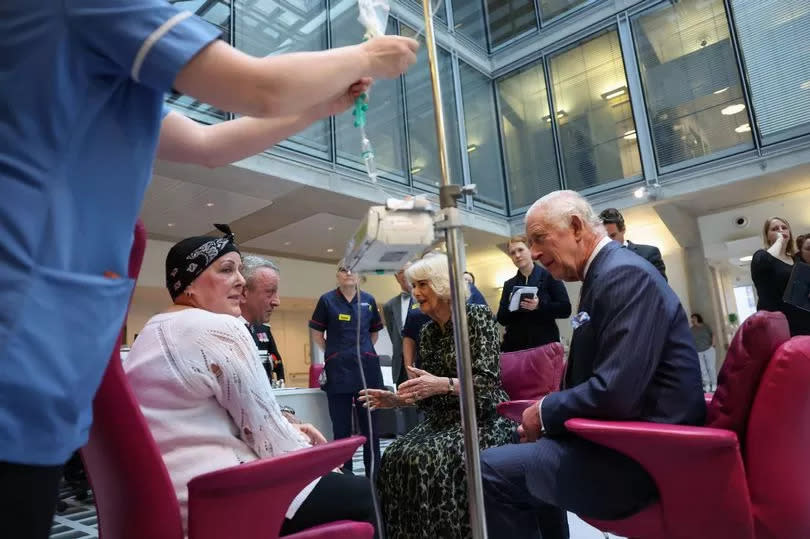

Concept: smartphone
[[519, 292, 536, 302]]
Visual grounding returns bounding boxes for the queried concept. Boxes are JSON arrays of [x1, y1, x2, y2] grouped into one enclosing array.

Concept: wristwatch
[[280, 405, 296, 416]]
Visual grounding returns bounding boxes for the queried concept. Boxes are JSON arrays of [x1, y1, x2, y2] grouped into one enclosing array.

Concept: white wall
[[698, 187, 810, 262]]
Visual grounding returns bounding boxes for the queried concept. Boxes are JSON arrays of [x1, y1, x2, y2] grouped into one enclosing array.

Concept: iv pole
[[419, 2, 487, 537]]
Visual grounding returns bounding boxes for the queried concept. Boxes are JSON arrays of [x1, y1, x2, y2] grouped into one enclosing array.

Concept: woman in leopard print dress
[[360, 255, 513, 538]]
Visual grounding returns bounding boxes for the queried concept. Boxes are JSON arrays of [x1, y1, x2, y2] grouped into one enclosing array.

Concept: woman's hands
[[294, 423, 328, 445], [397, 367, 449, 404], [358, 389, 404, 410], [519, 295, 540, 311]]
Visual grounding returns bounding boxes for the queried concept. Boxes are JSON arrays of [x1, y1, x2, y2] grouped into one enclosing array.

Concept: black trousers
[[326, 393, 380, 476], [0, 461, 64, 539], [280, 472, 377, 537]]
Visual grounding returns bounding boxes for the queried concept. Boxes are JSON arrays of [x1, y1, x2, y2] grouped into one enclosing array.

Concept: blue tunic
[[0, 1, 220, 465], [309, 289, 384, 394]]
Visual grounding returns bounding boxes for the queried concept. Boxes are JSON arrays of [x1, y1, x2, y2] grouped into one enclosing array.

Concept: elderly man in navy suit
[[480, 190, 705, 538]]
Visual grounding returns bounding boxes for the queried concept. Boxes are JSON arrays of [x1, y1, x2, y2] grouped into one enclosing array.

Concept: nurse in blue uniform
[[310, 264, 384, 476], [0, 2, 418, 534]]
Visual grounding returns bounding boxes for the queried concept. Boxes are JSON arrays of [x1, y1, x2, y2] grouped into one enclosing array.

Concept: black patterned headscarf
[[165, 224, 240, 300]]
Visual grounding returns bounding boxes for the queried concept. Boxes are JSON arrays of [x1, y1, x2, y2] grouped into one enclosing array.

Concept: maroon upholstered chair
[[81, 221, 373, 539], [496, 342, 565, 422], [565, 312, 810, 539]]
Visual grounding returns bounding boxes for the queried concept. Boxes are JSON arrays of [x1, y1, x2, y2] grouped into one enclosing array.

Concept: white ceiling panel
[[140, 175, 273, 239], [243, 213, 361, 260]]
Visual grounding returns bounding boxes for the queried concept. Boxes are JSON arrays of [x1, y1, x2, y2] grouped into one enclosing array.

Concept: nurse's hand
[[361, 36, 419, 79], [317, 78, 373, 118]]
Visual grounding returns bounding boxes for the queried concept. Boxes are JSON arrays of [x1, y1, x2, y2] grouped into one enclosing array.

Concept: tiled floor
[[49, 439, 619, 538]]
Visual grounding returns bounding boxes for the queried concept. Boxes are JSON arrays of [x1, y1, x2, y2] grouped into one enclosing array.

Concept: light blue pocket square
[[571, 311, 590, 330]]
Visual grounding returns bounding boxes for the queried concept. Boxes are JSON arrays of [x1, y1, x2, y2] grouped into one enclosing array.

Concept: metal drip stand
[[419, 1, 487, 537]]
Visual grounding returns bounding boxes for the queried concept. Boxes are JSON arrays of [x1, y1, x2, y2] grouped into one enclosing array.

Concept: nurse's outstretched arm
[[156, 77, 369, 167], [172, 37, 417, 119]]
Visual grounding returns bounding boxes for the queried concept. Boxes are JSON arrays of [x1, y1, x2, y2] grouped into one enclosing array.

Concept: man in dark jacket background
[[599, 207, 668, 281]]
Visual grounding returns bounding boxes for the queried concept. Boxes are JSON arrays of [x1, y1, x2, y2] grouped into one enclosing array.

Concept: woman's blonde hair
[[762, 217, 795, 256], [405, 253, 470, 301]]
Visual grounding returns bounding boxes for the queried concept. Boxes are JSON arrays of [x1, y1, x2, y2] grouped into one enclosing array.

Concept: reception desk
[[274, 387, 333, 441]]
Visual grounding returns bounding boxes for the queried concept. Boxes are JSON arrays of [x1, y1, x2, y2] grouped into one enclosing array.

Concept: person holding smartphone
[[497, 235, 572, 352]]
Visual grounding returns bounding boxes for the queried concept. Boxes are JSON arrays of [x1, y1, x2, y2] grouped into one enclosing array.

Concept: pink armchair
[[564, 312, 810, 539], [81, 221, 373, 539], [496, 342, 564, 422]]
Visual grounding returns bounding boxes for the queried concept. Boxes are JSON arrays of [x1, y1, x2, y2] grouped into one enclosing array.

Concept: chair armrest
[[187, 436, 365, 539], [285, 521, 374, 539], [496, 400, 537, 423], [565, 419, 754, 538]]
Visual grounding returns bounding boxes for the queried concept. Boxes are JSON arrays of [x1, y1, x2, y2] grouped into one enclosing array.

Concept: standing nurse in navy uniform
[[310, 263, 384, 476]]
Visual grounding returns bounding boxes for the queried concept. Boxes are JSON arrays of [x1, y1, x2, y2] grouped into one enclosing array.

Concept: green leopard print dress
[[378, 303, 513, 538]]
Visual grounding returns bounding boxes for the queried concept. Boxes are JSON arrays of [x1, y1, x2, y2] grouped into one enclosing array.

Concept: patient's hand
[[358, 388, 402, 410], [294, 423, 327, 445], [282, 410, 301, 424]]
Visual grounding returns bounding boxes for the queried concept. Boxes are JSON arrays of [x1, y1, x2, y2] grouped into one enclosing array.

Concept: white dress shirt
[[400, 293, 411, 330]]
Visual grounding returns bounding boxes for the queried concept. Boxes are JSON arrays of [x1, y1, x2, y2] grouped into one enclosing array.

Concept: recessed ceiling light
[[167, 223, 175, 227], [623, 130, 637, 140], [328, 226, 335, 231], [410, 167, 423, 175], [739, 255, 753, 262], [735, 123, 751, 133], [283, 241, 292, 246], [466, 144, 477, 153], [326, 248, 335, 253], [633, 187, 646, 199], [721, 103, 746, 115], [206, 202, 215, 207], [714, 87, 729, 94], [600, 86, 628, 101]]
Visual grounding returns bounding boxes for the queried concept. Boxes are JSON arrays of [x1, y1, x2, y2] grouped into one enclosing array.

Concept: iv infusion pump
[[343, 198, 436, 273]]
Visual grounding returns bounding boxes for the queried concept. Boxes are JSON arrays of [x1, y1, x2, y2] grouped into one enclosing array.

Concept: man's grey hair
[[241, 254, 280, 287], [526, 190, 605, 233], [405, 253, 470, 302]]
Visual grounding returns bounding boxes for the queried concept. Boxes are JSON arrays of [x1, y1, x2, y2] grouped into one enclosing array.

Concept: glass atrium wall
[[549, 28, 641, 191], [729, 0, 810, 144], [167, 0, 810, 217], [633, 0, 753, 170]]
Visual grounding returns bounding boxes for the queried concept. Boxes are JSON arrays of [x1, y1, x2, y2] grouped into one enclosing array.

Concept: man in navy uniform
[[240, 255, 285, 382], [310, 262, 384, 475]]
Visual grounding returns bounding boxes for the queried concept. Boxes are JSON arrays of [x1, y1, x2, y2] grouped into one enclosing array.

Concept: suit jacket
[[541, 241, 705, 436], [626, 240, 667, 281], [383, 294, 410, 385]]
